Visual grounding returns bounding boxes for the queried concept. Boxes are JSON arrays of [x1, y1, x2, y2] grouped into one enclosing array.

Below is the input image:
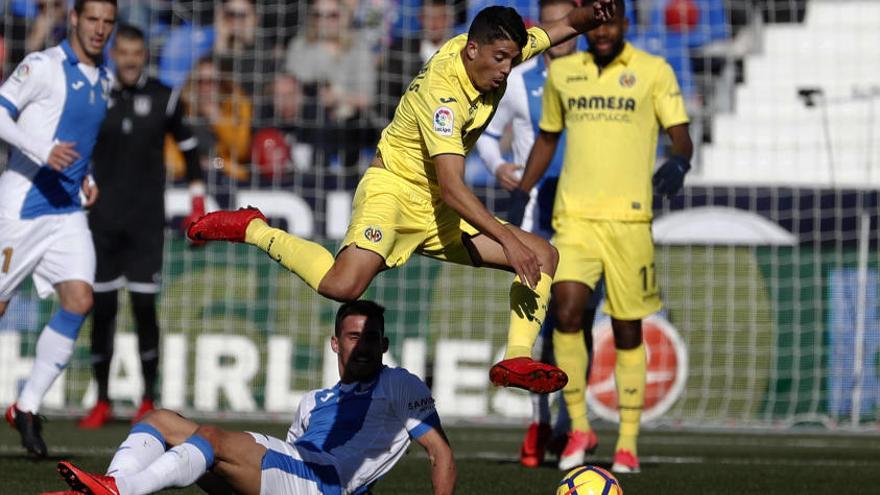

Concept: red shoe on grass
[[78, 400, 112, 429], [520, 422, 552, 468], [57, 461, 120, 495]]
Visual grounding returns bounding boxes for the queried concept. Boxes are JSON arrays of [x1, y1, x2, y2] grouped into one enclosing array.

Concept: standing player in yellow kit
[[511, 0, 693, 472], [189, 2, 617, 394]]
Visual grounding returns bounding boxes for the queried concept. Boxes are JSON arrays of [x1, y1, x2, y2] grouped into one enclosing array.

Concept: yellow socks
[[504, 273, 552, 359], [553, 329, 590, 433], [615, 343, 646, 454], [245, 219, 334, 291]]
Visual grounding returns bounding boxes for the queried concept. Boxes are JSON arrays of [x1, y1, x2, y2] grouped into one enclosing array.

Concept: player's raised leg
[[188, 207, 385, 301], [463, 227, 567, 394]]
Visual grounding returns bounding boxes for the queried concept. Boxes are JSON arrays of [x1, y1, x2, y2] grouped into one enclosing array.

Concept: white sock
[[116, 435, 213, 495], [106, 423, 167, 477], [18, 310, 83, 413]]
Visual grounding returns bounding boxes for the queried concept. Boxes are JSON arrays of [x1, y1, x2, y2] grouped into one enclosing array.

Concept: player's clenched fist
[[591, 0, 616, 23], [47, 141, 79, 171]]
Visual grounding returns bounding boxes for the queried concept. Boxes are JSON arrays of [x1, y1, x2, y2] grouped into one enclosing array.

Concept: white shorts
[[0, 212, 95, 301], [248, 432, 343, 495]]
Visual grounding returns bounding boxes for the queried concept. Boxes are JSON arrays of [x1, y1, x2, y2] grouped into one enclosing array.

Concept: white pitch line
[[408, 451, 880, 467]]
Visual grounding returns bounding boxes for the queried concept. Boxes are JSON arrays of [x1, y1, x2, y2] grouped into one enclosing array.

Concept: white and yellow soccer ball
[[556, 465, 623, 495]]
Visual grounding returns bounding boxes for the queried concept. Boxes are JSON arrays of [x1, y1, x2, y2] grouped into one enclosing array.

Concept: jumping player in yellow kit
[[188, 1, 617, 394]]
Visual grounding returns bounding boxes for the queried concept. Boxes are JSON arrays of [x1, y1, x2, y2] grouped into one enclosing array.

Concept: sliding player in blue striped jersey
[[57, 301, 457, 495]]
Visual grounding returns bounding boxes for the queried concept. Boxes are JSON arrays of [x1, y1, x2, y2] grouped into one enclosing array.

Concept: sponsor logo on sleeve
[[433, 106, 454, 136]]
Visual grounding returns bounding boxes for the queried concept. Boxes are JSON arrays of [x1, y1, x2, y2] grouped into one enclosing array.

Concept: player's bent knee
[[194, 425, 225, 453], [60, 288, 93, 315], [555, 301, 586, 331]]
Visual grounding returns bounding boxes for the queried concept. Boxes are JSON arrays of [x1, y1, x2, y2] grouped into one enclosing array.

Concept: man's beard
[[589, 39, 624, 67]]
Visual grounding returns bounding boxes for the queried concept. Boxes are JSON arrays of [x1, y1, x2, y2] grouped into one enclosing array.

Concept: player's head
[[70, 0, 117, 62], [421, 0, 455, 45], [332, 300, 389, 383], [111, 24, 146, 87], [585, 0, 628, 65], [464, 6, 528, 92], [540, 0, 577, 59]]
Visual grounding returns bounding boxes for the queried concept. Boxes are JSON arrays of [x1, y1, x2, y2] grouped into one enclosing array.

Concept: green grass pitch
[[2, 419, 879, 494]]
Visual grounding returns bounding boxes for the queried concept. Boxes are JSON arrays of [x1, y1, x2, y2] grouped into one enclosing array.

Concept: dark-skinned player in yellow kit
[[188, 1, 618, 394], [510, 0, 693, 472]]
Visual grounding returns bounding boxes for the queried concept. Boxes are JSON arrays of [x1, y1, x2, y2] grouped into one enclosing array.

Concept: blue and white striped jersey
[[286, 366, 440, 494], [0, 40, 112, 219]]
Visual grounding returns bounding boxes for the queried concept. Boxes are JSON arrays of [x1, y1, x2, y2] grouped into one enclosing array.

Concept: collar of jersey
[[582, 41, 634, 68], [60, 39, 80, 65], [453, 51, 481, 102]]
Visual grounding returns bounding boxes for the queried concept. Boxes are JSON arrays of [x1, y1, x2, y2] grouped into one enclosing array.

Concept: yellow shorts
[[341, 167, 481, 268], [552, 216, 661, 320]]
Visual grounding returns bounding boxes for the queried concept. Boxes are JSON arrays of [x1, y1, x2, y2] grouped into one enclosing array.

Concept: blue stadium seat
[[157, 24, 214, 88]]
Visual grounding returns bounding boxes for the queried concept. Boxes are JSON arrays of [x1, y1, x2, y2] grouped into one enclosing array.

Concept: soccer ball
[[556, 465, 623, 495]]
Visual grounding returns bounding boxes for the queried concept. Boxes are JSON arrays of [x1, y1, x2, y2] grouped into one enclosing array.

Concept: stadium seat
[[698, 0, 880, 186], [157, 24, 214, 88]]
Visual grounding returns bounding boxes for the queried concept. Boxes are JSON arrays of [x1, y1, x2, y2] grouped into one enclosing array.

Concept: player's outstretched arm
[[435, 153, 542, 287], [415, 427, 457, 495], [542, 0, 616, 47]]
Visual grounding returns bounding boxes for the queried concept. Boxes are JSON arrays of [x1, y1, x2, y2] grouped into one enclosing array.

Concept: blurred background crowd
[[0, 0, 808, 190]]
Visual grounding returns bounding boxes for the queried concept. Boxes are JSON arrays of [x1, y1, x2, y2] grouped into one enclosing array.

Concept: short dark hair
[[335, 300, 385, 337], [467, 6, 528, 50], [74, 0, 118, 14], [114, 23, 144, 43], [538, 0, 577, 9]]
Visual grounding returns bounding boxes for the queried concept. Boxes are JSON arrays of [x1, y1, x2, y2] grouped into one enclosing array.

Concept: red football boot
[[57, 461, 120, 495], [520, 422, 552, 468], [186, 207, 267, 243], [489, 357, 568, 393], [132, 398, 155, 424], [611, 448, 641, 473], [78, 400, 112, 429]]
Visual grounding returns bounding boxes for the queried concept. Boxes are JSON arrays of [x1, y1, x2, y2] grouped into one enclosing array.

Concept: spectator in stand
[[256, 74, 314, 175], [171, 56, 252, 182], [26, 0, 68, 54], [284, 0, 377, 172], [377, 0, 455, 122], [212, 0, 277, 97]]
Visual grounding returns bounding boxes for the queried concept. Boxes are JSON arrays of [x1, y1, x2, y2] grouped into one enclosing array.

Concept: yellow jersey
[[540, 43, 689, 222], [376, 27, 551, 196]]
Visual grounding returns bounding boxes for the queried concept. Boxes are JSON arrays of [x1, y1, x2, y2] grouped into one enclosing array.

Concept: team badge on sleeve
[[364, 226, 383, 243], [433, 106, 454, 136], [12, 63, 31, 82]]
